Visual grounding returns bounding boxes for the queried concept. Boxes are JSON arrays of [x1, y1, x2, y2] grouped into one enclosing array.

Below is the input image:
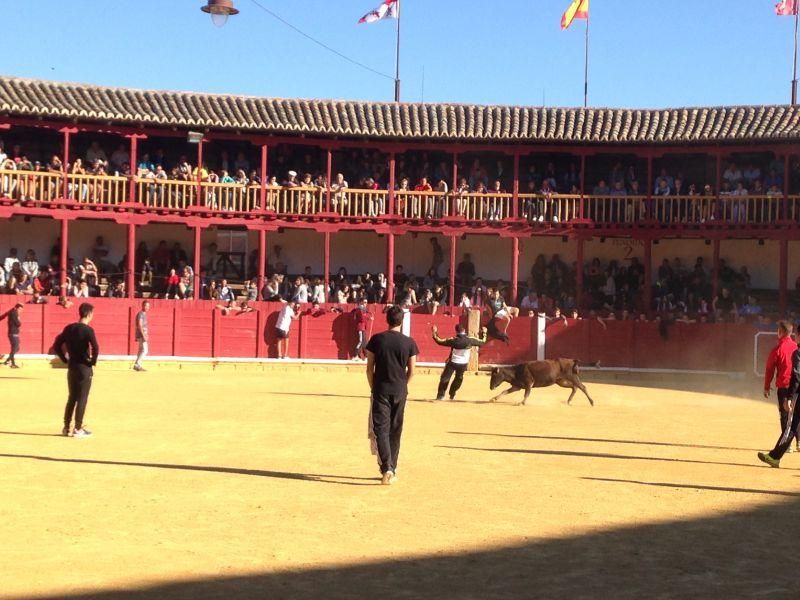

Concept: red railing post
[[325, 147, 332, 213], [260, 143, 268, 214], [324, 231, 331, 300], [257, 228, 267, 294], [59, 218, 69, 294], [193, 225, 202, 300], [576, 237, 584, 310], [510, 236, 520, 305], [196, 139, 205, 209], [783, 152, 791, 222], [511, 151, 520, 220], [643, 238, 652, 312], [449, 234, 456, 309], [579, 153, 586, 220], [386, 233, 395, 304], [715, 151, 722, 220], [646, 153, 653, 221], [60, 127, 78, 202], [388, 151, 396, 215], [126, 223, 136, 299], [780, 238, 789, 312], [451, 152, 459, 217], [125, 133, 146, 206]]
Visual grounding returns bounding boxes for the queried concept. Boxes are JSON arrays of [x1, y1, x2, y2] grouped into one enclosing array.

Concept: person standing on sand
[[761, 321, 799, 458], [2, 303, 23, 368], [133, 300, 150, 372], [54, 303, 99, 438], [366, 305, 418, 485], [759, 323, 800, 467]]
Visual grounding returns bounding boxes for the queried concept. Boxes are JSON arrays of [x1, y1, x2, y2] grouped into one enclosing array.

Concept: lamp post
[[201, 0, 239, 27]]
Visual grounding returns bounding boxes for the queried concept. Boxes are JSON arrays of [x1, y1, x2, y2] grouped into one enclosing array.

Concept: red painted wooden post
[[60, 127, 77, 201], [193, 225, 202, 300], [196, 139, 205, 208], [783, 153, 791, 221], [579, 153, 586, 220], [511, 152, 520, 220], [510, 236, 520, 305], [451, 152, 458, 217], [646, 153, 653, 221], [125, 133, 146, 205], [780, 239, 789, 312], [324, 231, 331, 300], [643, 238, 652, 312], [126, 223, 136, 299], [715, 152, 722, 220], [59, 218, 68, 295], [449, 234, 456, 309], [388, 152, 396, 215], [257, 229, 267, 294], [326, 147, 332, 213], [576, 237, 584, 310], [712, 239, 720, 301], [260, 143, 268, 214], [387, 233, 395, 304]]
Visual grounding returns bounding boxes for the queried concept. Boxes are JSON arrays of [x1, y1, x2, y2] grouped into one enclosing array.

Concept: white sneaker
[[72, 428, 92, 438], [381, 470, 395, 485], [553, 216, 559, 223]]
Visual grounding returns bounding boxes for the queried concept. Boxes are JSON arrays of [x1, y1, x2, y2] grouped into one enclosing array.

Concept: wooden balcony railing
[[3, 169, 800, 230], [1, 169, 63, 204]]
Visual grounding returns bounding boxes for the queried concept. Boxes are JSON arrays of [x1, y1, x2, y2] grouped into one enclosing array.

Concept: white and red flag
[[776, 0, 798, 16], [358, 0, 399, 24]]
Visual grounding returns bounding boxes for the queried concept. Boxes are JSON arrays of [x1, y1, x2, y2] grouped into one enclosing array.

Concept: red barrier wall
[[0, 298, 759, 372]]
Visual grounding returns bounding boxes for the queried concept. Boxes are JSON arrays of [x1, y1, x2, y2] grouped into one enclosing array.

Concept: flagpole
[[394, 0, 401, 102], [793, 5, 798, 105], [584, 11, 589, 107]]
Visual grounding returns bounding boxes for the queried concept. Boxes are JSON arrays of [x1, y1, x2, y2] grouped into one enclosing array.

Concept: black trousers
[[437, 361, 468, 400], [770, 392, 800, 460], [777, 388, 798, 444], [6, 334, 19, 365], [64, 365, 93, 430], [371, 391, 406, 474]]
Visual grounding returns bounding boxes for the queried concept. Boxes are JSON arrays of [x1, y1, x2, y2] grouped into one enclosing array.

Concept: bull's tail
[[573, 360, 599, 373]]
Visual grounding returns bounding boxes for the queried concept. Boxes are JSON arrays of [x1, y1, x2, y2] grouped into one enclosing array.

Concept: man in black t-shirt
[[3, 303, 23, 368], [53, 303, 99, 438], [366, 305, 419, 485]]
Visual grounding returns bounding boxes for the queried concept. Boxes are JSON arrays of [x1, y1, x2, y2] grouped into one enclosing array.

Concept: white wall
[[0, 217, 59, 264], [720, 239, 779, 290], [331, 232, 386, 275]]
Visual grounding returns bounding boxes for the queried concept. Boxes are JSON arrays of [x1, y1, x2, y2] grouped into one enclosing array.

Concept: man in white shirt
[[4, 248, 20, 276], [21, 250, 39, 280], [275, 301, 300, 359], [520, 291, 539, 314]]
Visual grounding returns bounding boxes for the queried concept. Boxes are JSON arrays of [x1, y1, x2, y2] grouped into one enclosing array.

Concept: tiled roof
[[1, 76, 799, 145]]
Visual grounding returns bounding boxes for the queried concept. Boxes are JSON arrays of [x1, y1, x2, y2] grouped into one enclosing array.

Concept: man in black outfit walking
[[366, 305, 418, 485], [432, 323, 487, 401], [53, 303, 99, 438], [3, 303, 23, 368]]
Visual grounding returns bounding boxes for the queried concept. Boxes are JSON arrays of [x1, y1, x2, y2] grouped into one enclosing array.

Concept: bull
[[488, 359, 598, 406]]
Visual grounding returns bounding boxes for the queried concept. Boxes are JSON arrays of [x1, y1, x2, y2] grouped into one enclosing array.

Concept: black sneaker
[[9, 364, 19, 369]]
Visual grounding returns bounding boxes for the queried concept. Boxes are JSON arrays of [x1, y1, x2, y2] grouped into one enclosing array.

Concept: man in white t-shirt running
[[275, 301, 300, 359]]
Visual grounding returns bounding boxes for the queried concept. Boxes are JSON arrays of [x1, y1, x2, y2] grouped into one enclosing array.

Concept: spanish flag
[[561, 0, 589, 30]]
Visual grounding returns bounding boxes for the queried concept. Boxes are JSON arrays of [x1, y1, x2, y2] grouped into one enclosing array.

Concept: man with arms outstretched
[[431, 323, 487, 401]]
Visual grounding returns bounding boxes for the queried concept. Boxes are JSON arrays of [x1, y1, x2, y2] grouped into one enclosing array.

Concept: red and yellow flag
[[561, 0, 589, 30]]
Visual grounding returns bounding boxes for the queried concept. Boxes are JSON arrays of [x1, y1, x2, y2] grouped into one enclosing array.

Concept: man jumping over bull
[[431, 324, 487, 401]]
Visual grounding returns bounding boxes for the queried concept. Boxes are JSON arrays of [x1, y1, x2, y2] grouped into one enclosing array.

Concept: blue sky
[[3, 0, 797, 108]]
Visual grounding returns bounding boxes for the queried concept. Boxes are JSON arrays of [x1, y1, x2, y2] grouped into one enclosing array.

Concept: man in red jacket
[[762, 321, 798, 454]]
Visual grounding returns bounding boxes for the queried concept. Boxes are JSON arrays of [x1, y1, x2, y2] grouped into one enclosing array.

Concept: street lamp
[[201, 0, 239, 27]]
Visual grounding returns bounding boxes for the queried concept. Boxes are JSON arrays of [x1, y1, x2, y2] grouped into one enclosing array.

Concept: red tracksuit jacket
[[765, 335, 798, 391]]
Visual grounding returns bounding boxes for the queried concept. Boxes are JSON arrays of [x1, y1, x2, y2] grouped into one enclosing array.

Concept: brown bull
[[488, 358, 598, 406]]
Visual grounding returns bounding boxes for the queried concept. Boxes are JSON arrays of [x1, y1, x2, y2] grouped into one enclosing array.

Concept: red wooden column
[[643, 238, 653, 312], [712, 238, 720, 301], [576, 237, 584, 310], [59, 218, 69, 295], [715, 152, 722, 219], [126, 223, 136, 299], [645, 153, 653, 221], [60, 127, 77, 200], [196, 139, 205, 208], [451, 152, 459, 216], [259, 143, 268, 214], [449, 234, 457, 308], [324, 231, 331, 299], [388, 152, 396, 215], [193, 225, 202, 300], [510, 236, 520, 305], [579, 153, 586, 220], [511, 152, 520, 219], [386, 233, 395, 304], [780, 239, 789, 312], [783, 153, 791, 221], [125, 133, 146, 205], [257, 229, 267, 294], [325, 147, 333, 213]]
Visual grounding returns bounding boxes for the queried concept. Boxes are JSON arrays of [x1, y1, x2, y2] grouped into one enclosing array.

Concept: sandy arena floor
[[1, 362, 799, 599]]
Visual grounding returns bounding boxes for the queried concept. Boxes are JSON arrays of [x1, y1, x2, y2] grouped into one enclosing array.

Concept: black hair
[[78, 303, 94, 319], [386, 305, 405, 328], [455, 324, 466, 334]]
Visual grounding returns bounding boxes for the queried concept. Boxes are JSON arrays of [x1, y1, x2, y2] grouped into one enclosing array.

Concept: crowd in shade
[[2, 231, 797, 331]]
